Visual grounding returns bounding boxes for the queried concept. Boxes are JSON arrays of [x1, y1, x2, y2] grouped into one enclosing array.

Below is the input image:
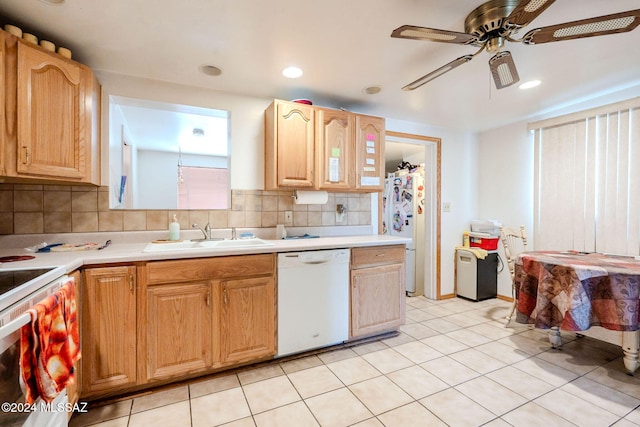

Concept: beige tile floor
[[70, 296, 640, 427]]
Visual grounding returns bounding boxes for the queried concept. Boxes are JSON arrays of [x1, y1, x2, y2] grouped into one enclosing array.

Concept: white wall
[[386, 118, 479, 297], [477, 121, 534, 297], [98, 72, 482, 298]]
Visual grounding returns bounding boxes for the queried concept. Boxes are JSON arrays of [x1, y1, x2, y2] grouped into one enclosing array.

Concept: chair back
[[499, 225, 528, 281]]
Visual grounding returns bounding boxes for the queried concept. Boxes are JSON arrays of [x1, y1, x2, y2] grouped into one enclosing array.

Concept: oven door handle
[[0, 312, 31, 354], [0, 312, 32, 340]]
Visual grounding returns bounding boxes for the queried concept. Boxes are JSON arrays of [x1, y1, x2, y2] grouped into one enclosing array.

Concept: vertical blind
[[530, 98, 640, 256]]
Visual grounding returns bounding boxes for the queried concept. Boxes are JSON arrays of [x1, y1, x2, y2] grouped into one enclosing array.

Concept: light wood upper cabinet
[[316, 108, 354, 190], [17, 45, 84, 179], [265, 100, 315, 189], [265, 99, 385, 192], [350, 245, 406, 338], [355, 115, 385, 191], [146, 283, 212, 381], [1, 30, 100, 184], [81, 266, 137, 397]]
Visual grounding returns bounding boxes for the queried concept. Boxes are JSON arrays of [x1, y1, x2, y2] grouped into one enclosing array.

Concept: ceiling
[[1, 0, 639, 133], [112, 96, 229, 156]]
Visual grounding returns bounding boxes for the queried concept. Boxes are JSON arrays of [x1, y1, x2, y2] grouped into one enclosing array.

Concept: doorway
[[384, 131, 441, 299]]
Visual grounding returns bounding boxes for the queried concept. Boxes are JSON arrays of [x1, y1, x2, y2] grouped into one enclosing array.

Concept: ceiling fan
[[391, 0, 640, 91]]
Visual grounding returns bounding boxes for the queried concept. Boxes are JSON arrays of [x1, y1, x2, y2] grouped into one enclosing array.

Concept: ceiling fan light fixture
[[489, 51, 520, 89], [282, 66, 303, 79]]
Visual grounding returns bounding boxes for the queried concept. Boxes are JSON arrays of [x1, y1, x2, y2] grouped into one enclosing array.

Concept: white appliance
[[0, 270, 71, 427], [383, 171, 425, 296], [276, 249, 350, 357]]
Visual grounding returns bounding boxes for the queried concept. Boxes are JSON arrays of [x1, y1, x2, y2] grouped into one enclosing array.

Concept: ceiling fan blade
[[522, 9, 640, 44], [402, 55, 474, 91], [489, 51, 520, 89], [391, 25, 478, 45], [506, 0, 556, 28]]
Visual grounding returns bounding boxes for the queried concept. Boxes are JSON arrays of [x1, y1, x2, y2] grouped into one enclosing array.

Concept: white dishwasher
[[277, 249, 350, 357]]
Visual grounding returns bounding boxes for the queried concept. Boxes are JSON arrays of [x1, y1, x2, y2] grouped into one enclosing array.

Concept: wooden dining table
[[514, 250, 640, 374]]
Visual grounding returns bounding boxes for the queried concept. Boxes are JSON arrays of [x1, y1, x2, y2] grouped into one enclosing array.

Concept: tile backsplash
[[0, 184, 372, 235]]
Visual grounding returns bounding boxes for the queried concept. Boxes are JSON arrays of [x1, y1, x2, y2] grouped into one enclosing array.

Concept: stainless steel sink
[[143, 238, 273, 252]]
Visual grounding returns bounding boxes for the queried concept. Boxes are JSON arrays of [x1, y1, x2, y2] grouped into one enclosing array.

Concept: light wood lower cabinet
[[66, 270, 81, 414], [146, 283, 212, 381], [78, 246, 403, 399], [144, 254, 276, 383], [219, 276, 276, 365], [81, 266, 137, 397], [350, 245, 406, 338]]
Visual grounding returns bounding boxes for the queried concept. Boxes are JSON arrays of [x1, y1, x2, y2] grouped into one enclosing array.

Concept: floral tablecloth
[[515, 251, 640, 331]]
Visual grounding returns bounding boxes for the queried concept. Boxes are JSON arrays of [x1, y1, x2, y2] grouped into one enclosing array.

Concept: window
[[530, 98, 640, 256]]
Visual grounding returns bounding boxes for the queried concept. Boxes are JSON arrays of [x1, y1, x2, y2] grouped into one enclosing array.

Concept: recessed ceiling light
[[519, 80, 541, 90], [282, 66, 303, 79], [363, 86, 382, 95], [200, 65, 222, 76]]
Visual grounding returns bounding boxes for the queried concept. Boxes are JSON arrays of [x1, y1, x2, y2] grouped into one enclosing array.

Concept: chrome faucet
[[231, 227, 237, 240], [192, 223, 212, 240]]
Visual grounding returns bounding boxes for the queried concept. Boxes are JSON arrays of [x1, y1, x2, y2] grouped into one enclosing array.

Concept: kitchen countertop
[[0, 234, 411, 277]]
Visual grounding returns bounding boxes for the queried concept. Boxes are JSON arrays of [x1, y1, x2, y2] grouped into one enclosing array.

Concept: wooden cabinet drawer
[[147, 254, 275, 285], [351, 245, 405, 269]]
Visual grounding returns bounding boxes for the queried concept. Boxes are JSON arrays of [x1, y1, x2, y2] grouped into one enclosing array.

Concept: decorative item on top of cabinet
[[265, 99, 315, 189], [1, 29, 100, 184], [350, 245, 406, 338], [81, 266, 137, 398]]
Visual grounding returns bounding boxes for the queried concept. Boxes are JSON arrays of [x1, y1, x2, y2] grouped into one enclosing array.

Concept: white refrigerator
[[382, 171, 425, 296]]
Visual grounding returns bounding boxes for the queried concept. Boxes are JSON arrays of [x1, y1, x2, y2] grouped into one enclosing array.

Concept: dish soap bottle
[[168, 215, 180, 241]]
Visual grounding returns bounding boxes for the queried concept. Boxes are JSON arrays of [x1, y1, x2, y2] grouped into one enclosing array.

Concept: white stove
[[0, 266, 66, 313], [0, 266, 71, 427]]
